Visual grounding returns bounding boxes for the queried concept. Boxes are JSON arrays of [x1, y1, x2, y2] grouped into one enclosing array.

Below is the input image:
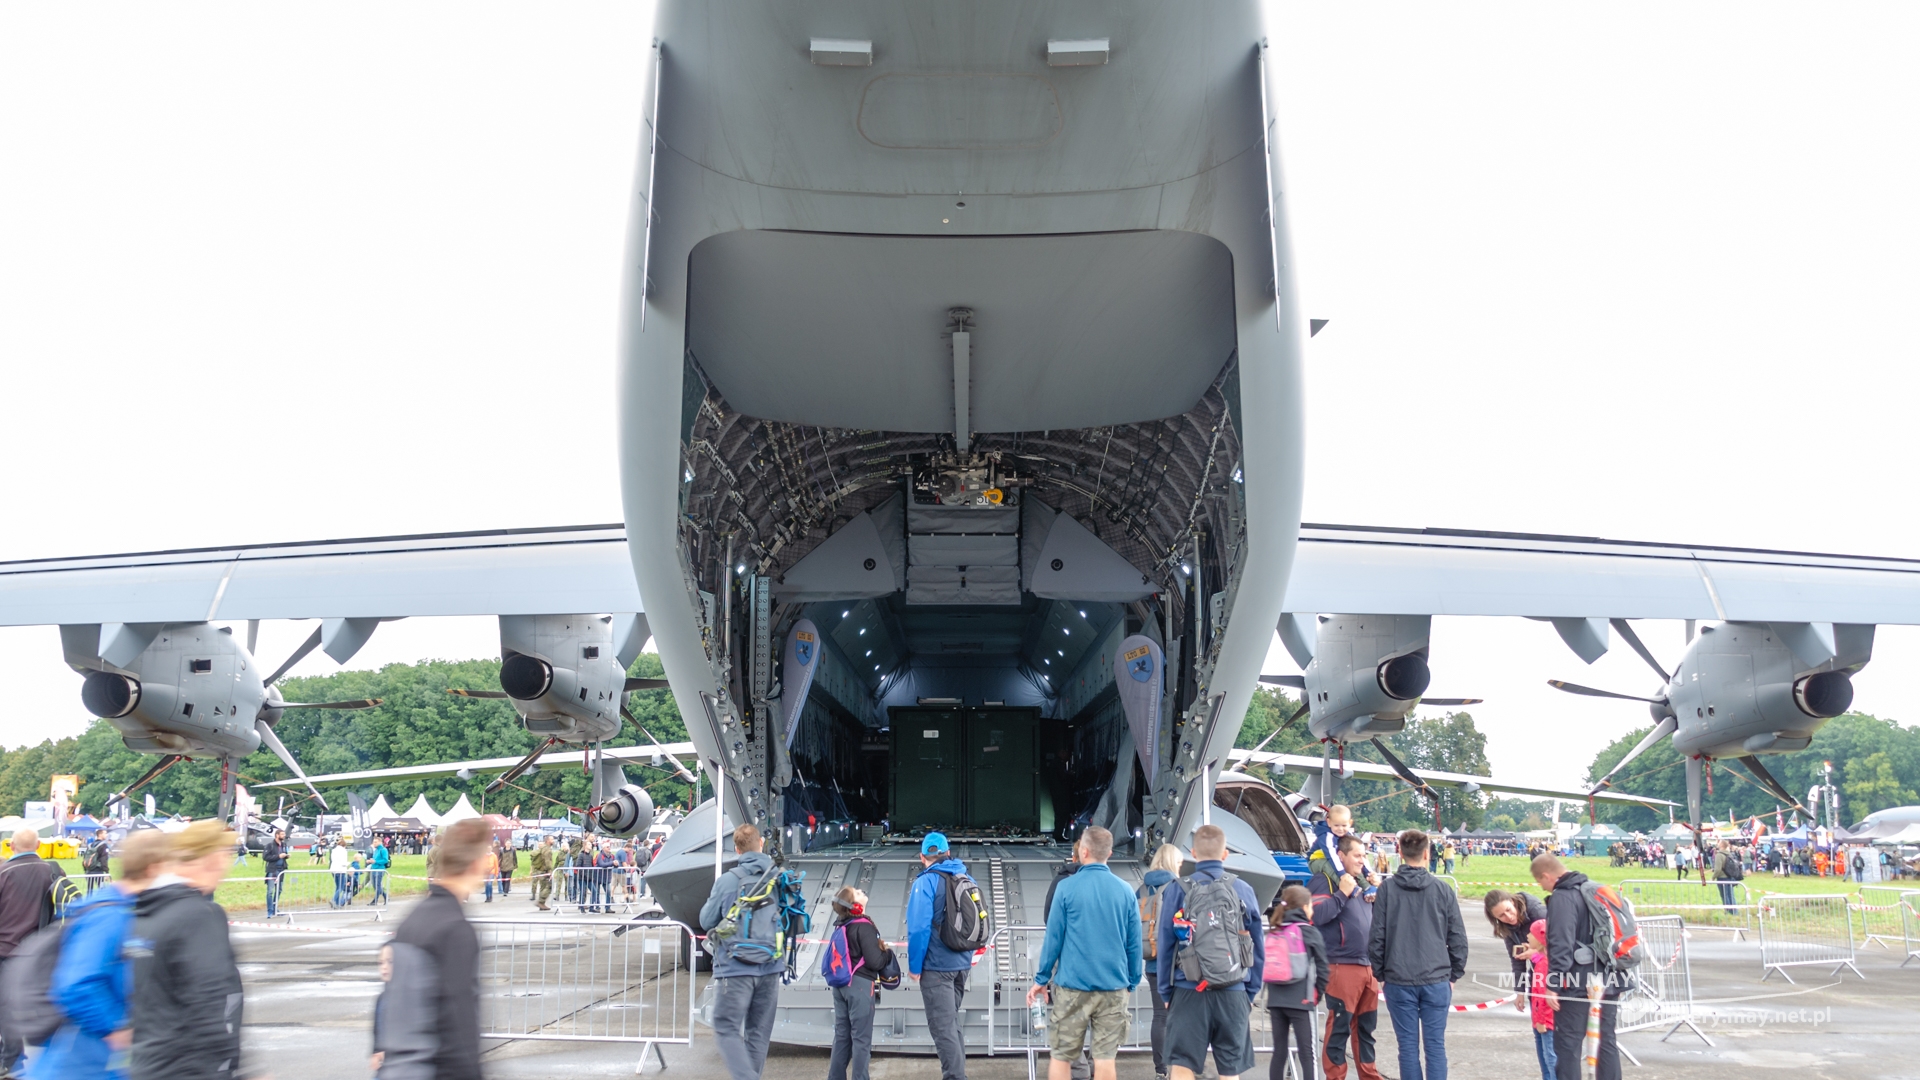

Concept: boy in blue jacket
[[31, 831, 171, 1080]]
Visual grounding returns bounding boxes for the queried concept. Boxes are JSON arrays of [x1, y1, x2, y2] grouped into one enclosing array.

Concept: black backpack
[[1, 923, 68, 1046], [935, 869, 990, 953]]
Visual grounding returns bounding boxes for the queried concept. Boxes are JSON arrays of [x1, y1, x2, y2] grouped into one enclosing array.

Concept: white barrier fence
[[477, 918, 698, 1073], [1617, 878, 1752, 937], [265, 868, 389, 923], [1854, 886, 1910, 950], [983, 925, 1305, 1080], [1902, 890, 1920, 969], [1617, 915, 1710, 1046], [1755, 893, 1863, 982]]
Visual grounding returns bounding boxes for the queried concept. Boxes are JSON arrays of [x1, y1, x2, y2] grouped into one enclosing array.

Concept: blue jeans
[[1533, 1028, 1557, 1080], [265, 873, 283, 916], [1383, 981, 1450, 1080], [332, 873, 352, 907], [369, 869, 388, 903]]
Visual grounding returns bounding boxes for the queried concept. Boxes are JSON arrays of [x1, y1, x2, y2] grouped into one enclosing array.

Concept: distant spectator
[[1137, 844, 1183, 1080]]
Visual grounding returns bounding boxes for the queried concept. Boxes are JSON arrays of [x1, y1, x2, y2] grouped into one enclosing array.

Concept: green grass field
[[1441, 853, 1907, 898]]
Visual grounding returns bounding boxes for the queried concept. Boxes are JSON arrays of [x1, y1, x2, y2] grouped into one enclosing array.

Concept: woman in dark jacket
[[826, 886, 894, 1080], [1265, 885, 1331, 1080], [128, 820, 247, 1080], [1483, 888, 1548, 1015]]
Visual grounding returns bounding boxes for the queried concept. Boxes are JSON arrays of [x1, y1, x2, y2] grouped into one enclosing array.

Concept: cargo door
[[891, 710, 962, 831], [966, 710, 1038, 832]]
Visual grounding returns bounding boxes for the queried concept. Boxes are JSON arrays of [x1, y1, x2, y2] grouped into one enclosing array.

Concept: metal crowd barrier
[[74, 873, 113, 896], [1902, 891, 1920, 969], [540, 866, 649, 915], [1617, 878, 1752, 938], [265, 867, 388, 923], [984, 925, 1297, 1080], [1755, 893, 1863, 982], [1616, 915, 1710, 1045], [1853, 886, 1909, 950], [477, 918, 697, 1073]]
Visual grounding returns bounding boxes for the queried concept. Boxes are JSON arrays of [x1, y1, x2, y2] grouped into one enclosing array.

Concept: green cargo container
[[890, 706, 1041, 834]]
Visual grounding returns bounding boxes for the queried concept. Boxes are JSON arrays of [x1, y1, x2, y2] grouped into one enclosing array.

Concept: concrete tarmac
[[230, 894, 1920, 1079]]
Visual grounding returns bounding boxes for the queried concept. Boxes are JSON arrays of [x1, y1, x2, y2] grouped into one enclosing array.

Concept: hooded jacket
[[127, 881, 244, 1080], [905, 857, 975, 974], [1491, 892, 1548, 992], [1366, 865, 1468, 986], [1154, 860, 1265, 1002], [1137, 868, 1175, 974], [31, 884, 136, 1080], [833, 909, 894, 983], [387, 884, 482, 1079], [1544, 871, 1628, 992], [1307, 862, 1375, 966], [699, 852, 786, 978]]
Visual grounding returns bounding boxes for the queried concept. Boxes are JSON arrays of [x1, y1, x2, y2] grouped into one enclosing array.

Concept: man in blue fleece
[[1155, 824, 1265, 1080], [30, 830, 170, 1080], [906, 833, 974, 1080], [1026, 826, 1142, 1080]]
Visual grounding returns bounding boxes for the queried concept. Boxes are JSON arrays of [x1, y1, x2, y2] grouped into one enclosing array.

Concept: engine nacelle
[[1793, 670, 1853, 719], [500, 653, 556, 700], [81, 670, 141, 718], [593, 784, 655, 837], [1376, 653, 1432, 701]]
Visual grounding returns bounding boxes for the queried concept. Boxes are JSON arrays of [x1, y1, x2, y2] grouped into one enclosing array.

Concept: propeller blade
[[1247, 701, 1312, 756], [447, 688, 512, 699], [1734, 755, 1803, 810], [1259, 675, 1306, 689], [1587, 716, 1678, 795], [1370, 737, 1439, 801], [246, 619, 259, 656], [1609, 619, 1672, 684], [255, 719, 328, 811], [1417, 697, 1483, 706], [486, 736, 561, 794], [621, 706, 698, 782], [623, 677, 671, 692], [1546, 680, 1665, 705], [276, 699, 382, 710], [261, 625, 324, 687]]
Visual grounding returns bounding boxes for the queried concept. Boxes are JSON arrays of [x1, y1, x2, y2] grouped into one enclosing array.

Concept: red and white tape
[[1451, 993, 1518, 1012]]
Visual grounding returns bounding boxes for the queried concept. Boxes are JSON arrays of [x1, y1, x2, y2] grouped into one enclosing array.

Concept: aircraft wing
[[257, 741, 697, 789], [1229, 749, 1677, 807], [0, 525, 639, 626], [1286, 524, 1920, 624], [11, 520, 1920, 628]]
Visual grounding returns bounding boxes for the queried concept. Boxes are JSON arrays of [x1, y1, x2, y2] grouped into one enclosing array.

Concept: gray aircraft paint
[[618, 0, 1305, 844]]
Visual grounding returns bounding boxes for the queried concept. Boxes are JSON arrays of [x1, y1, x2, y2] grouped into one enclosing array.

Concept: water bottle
[[1030, 1000, 1048, 1033]]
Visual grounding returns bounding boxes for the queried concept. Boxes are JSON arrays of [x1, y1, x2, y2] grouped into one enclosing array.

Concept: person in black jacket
[[128, 820, 247, 1080], [1367, 830, 1467, 1080], [262, 829, 289, 919], [1532, 854, 1627, 1080], [375, 818, 492, 1080], [827, 886, 894, 1080], [1481, 889, 1547, 1016], [1265, 886, 1330, 1080], [1, 827, 72, 1073]]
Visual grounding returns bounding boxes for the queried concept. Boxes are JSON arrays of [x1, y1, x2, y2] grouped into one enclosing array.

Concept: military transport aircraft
[[9, 0, 1920, 1052]]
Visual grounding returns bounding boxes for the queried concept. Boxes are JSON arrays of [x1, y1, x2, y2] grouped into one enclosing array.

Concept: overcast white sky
[[2, 4, 1917, 791]]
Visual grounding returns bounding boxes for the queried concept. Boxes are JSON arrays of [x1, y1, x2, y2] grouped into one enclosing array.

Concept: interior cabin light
[[842, 610, 851, 617], [1181, 564, 1191, 575], [1043, 658, 1051, 665]]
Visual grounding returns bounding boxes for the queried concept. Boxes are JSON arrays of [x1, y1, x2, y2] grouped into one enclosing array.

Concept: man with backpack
[[1532, 853, 1630, 1080], [699, 824, 789, 1080], [1026, 826, 1141, 1080], [1709, 845, 1742, 914], [0, 828, 72, 1077], [1367, 829, 1467, 1080], [1154, 824, 1264, 1080], [906, 832, 988, 1080], [23, 830, 170, 1080]]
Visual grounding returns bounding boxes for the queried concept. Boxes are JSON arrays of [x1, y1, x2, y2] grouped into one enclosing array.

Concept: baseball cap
[[921, 832, 950, 855]]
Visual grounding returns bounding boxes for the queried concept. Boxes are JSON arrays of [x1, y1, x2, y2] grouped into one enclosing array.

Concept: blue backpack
[[820, 916, 872, 987]]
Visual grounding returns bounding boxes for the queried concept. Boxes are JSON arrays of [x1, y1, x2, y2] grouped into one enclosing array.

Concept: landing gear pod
[[594, 784, 655, 837]]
